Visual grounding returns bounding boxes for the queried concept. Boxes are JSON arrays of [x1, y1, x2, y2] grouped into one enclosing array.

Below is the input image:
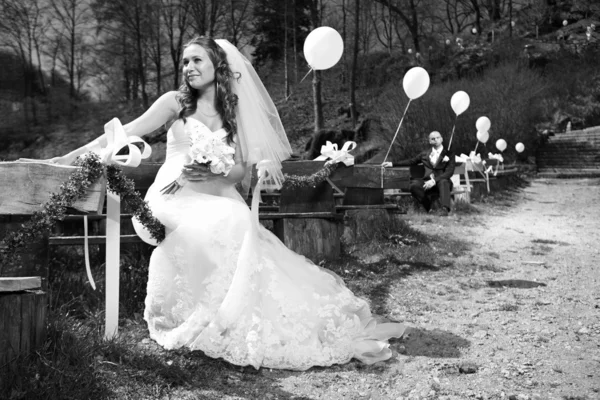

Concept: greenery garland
[[0, 153, 165, 265], [281, 162, 340, 190]]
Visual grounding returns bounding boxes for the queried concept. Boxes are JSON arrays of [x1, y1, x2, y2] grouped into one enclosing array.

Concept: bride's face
[[182, 44, 216, 91]]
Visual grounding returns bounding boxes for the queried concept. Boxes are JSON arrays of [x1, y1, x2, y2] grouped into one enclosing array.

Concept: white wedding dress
[[132, 117, 405, 370]]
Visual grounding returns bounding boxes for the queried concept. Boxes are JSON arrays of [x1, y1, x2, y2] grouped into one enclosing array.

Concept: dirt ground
[[373, 177, 600, 400], [90, 177, 600, 400], [215, 177, 600, 400]]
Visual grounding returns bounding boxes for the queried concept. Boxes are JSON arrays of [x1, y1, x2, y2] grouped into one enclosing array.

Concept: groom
[[383, 131, 456, 216]]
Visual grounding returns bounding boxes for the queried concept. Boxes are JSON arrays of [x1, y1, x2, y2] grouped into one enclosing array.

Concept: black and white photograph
[[0, 0, 599, 399]]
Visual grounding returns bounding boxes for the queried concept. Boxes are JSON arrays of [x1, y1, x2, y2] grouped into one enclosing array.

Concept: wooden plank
[[280, 181, 335, 213], [0, 277, 41, 292], [20, 292, 34, 361], [4, 293, 21, 366], [335, 204, 399, 211], [352, 164, 411, 189], [48, 234, 142, 246], [259, 212, 342, 220], [0, 294, 7, 366], [0, 161, 105, 214], [0, 291, 47, 367], [33, 291, 47, 350]]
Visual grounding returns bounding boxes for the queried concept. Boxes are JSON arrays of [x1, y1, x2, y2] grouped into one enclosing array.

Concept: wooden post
[[276, 179, 341, 262], [0, 277, 47, 369]]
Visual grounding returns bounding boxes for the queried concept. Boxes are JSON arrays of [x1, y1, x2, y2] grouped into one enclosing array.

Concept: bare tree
[[94, 0, 155, 107], [226, 0, 252, 46], [48, 0, 93, 98], [372, 0, 422, 52], [146, 0, 164, 95], [369, 0, 395, 53], [521, 0, 552, 39], [350, 0, 360, 126], [433, 0, 473, 34], [0, 0, 48, 125], [162, 0, 191, 90], [189, 0, 224, 37]]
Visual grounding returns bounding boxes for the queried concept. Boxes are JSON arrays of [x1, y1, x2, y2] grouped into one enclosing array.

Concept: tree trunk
[[341, 0, 347, 84], [313, 70, 323, 132], [350, 0, 359, 127], [309, 0, 323, 133], [284, 0, 289, 99]]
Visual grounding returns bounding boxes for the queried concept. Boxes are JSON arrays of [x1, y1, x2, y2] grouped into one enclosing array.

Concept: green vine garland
[[281, 162, 339, 190], [0, 153, 165, 265]]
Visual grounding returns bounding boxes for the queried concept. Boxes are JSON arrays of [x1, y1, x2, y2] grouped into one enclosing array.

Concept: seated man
[[383, 131, 456, 216]]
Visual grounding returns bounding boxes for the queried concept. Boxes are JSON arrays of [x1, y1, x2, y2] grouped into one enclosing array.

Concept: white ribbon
[[313, 141, 357, 166], [83, 118, 151, 339], [456, 152, 490, 192], [486, 152, 504, 176]]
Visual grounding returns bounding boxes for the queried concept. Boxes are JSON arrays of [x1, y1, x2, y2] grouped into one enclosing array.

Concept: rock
[[473, 330, 488, 339], [458, 361, 479, 374]]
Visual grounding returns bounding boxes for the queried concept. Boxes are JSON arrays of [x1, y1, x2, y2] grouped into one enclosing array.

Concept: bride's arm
[[52, 91, 179, 165]]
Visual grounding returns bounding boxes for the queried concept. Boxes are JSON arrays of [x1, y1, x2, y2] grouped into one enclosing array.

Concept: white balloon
[[403, 67, 430, 100], [303, 27, 344, 70], [451, 91, 470, 116], [476, 116, 491, 132], [476, 130, 489, 144], [516, 142, 525, 153], [496, 139, 507, 152]]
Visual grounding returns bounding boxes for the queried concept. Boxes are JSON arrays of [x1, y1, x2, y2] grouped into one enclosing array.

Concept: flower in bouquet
[[161, 129, 235, 195]]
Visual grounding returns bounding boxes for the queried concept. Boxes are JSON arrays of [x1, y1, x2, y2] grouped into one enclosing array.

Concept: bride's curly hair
[[176, 36, 239, 145]]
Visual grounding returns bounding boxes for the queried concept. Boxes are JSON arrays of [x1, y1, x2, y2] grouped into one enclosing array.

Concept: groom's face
[[429, 132, 443, 148]]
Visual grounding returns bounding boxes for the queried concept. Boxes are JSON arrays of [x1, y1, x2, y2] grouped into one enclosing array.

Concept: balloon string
[[448, 115, 458, 150], [382, 99, 412, 166], [381, 99, 412, 188], [474, 141, 479, 153], [285, 68, 313, 101]]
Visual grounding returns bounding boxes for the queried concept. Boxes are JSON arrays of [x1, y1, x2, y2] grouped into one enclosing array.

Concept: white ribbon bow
[[314, 141, 357, 166], [83, 118, 151, 339], [456, 152, 490, 192], [485, 152, 504, 176]]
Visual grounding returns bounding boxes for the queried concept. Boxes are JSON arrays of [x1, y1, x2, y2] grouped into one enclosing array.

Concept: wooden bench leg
[[274, 218, 340, 262]]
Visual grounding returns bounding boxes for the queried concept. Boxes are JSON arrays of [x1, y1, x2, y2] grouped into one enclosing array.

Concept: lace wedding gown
[[132, 117, 405, 370]]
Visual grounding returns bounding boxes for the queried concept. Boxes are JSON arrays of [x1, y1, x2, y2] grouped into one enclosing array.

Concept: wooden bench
[[0, 161, 106, 367]]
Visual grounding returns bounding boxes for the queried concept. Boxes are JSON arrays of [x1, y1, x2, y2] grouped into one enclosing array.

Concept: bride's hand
[[182, 161, 215, 181]]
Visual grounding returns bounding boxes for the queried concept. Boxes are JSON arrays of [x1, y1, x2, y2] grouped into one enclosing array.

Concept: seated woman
[[48, 37, 405, 371]]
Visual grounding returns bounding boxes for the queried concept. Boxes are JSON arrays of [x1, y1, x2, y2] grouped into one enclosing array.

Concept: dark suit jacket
[[394, 147, 456, 183]]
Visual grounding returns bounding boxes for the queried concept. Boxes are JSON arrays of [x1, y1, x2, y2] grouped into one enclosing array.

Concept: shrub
[[376, 61, 549, 163]]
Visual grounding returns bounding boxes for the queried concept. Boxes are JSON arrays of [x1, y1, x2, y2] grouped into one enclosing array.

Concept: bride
[[50, 37, 405, 370]]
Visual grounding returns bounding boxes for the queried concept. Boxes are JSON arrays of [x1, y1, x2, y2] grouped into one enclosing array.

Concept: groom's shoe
[[438, 207, 450, 217]]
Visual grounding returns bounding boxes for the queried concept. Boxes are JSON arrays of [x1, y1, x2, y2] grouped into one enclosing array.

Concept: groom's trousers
[[409, 178, 452, 211]]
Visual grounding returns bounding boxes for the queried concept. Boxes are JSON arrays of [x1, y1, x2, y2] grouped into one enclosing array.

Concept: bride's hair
[[176, 36, 239, 144]]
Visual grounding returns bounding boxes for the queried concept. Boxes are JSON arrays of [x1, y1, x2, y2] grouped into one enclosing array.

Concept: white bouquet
[[161, 128, 235, 195]]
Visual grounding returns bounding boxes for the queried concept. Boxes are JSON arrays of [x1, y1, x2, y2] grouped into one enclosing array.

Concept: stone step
[[537, 154, 600, 159], [537, 154, 600, 160], [537, 149, 600, 155], [537, 168, 600, 179]]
